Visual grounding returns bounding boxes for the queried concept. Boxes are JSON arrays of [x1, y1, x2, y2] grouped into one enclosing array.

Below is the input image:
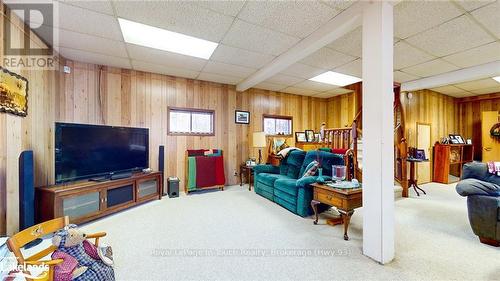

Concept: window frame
[[167, 106, 215, 136], [262, 114, 293, 137]]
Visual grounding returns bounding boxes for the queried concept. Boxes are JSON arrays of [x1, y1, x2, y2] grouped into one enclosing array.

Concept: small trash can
[[167, 177, 179, 198]]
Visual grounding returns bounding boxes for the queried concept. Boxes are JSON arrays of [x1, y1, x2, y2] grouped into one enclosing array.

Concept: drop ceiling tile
[[113, 1, 234, 42], [326, 27, 362, 57], [197, 72, 242, 85], [454, 78, 500, 91], [57, 0, 115, 16], [222, 20, 300, 56], [300, 47, 357, 69], [202, 61, 256, 79], [265, 74, 304, 85], [334, 59, 362, 78], [442, 42, 500, 68], [455, 0, 496, 12], [401, 59, 459, 77], [58, 2, 122, 40], [406, 15, 495, 57], [324, 87, 353, 95], [254, 82, 288, 92], [282, 86, 320, 96], [312, 92, 335, 99], [430, 85, 467, 95], [131, 60, 199, 79], [210, 44, 275, 68], [394, 41, 435, 69], [320, 0, 355, 11], [60, 47, 132, 69], [394, 1, 464, 39], [237, 1, 339, 38], [280, 63, 326, 79], [58, 29, 128, 57], [293, 80, 339, 92], [126, 44, 206, 72], [394, 70, 420, 83], [194, 0, 246, 16], [471, 1, 500, 38], [469, 86, 500, 95]]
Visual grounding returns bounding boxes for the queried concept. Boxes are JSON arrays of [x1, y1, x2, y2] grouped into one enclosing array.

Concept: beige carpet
[[77, 182, 499, 281]]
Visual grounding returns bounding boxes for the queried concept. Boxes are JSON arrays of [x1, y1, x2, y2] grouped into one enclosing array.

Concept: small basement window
[[263, 115, 293, 136], [168, 107, 214, 136]]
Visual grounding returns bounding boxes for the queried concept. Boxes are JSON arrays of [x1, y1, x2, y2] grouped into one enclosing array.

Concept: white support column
[[361, 1, 395, 264]]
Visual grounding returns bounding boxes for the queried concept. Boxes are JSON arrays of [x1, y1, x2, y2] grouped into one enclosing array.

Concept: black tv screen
[[55, 123, 149, 183]]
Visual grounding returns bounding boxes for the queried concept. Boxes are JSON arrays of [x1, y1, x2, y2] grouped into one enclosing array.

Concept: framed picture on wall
[[0, 66, 28, 117], [295, 132, 306, 142], [235, 110, 250, 124], [305, 130, 315, 142]]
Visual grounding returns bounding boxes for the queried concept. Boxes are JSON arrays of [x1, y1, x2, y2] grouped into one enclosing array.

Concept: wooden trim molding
[[456, 92, 500, 103], [167, 106, 215, 136]]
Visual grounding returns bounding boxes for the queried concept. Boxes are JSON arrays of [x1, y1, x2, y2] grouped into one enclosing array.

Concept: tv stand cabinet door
[[104, 183, 135, 211], [59, 189, 103, 224], [136, 174, 161, 203]]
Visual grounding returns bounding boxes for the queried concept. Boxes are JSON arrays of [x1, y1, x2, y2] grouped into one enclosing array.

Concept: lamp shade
[[253, 132, 267, 148]]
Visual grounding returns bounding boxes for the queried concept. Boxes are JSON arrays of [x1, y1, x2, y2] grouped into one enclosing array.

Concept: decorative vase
[[316, 168, 325, 183]]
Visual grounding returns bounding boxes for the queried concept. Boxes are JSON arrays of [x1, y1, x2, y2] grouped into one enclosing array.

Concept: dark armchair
[[456, 162, 500, 247]]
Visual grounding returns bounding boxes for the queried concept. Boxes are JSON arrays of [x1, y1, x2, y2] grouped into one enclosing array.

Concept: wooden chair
[[6, 216, 107, 281]]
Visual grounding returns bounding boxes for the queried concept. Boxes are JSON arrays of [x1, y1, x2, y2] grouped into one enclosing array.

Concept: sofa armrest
[[296, 176, 332, 188], [456, 178, 500, 197], [253, 164, 280, 175]]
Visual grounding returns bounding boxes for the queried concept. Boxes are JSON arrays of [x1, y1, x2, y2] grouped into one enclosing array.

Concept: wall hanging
[[0, 66, 28, 117]]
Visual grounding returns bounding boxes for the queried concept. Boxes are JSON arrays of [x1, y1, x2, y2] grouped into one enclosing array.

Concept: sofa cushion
[[299, 150, 344, 177], [275, 178, 299, 197], [301, 160, 319, 178], [257, 173, 289, 186], [280, 150, 306, 179]]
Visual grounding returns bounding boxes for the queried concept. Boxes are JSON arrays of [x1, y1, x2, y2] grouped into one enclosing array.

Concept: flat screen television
[[55, 122, 149, 183]]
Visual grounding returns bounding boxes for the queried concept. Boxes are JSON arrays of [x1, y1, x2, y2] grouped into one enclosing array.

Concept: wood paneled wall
[[0, 3, 58, 235], [401, 89, 459, 149], [326, 92, 355, 128], [57, 60, 329, 194], [457, 93, 500, 160]]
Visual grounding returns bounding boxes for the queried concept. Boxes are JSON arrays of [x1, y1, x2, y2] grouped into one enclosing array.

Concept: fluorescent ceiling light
[[309, 71, 361, 86], [493, 76, 500, 83], [118, 18, 218, 59]]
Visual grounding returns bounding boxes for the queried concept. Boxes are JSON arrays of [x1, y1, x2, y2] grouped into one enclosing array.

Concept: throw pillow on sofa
[[301, 160, 319, 178]]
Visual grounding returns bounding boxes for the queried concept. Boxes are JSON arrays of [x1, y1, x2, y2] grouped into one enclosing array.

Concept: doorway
[[416, 123, 431, 184]]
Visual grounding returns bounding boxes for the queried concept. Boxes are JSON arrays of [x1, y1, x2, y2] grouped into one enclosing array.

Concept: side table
[[240, 164, 255, 191]]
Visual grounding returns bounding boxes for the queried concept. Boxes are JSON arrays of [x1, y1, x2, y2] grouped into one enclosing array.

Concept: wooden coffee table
[[310, 182, 362, 240]]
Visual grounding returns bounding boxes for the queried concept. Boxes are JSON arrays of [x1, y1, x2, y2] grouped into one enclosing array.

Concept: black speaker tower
[[158, 145, 165, 195], [19, 150, 42, 248]]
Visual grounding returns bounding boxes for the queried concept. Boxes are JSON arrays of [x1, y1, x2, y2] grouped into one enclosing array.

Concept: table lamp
[[253, 132, 267, 164]]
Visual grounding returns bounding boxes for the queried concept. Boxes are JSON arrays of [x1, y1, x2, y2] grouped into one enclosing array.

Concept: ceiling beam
[[401, 61, 500, 92], [236, 2, 366, 92]]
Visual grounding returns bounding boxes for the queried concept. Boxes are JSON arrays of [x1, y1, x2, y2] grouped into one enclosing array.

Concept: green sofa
[[253, 150, 345, 217]]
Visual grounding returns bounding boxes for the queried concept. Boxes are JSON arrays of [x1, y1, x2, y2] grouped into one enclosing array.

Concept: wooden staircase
[[322, 82, 408, 197]]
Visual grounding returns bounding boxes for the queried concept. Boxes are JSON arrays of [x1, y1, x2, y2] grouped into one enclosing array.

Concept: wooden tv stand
[[35, 172, 163, 225]]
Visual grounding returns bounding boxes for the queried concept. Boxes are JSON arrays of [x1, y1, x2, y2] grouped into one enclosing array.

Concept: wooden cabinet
[[295, 142, 324, 151], [433, 144, 473, 184], [36, 172, 162, 224]]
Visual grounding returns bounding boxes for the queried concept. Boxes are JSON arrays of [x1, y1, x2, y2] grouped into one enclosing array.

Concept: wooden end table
[[239, 164, 255, 191], [407, 158, 428, 196], [310, 183, 362, 240]]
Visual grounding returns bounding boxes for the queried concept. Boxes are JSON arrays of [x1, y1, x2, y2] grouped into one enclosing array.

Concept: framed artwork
[[0, 66, 28, 117], [314, 133, 321, 142], [449, 134, 464, 144], [235, 110, 250, 124], [455, 135, 465, 144], [305, 130, 315, 142], [415, 149, 426, 160], [295, 132, 306, 142], [466, 138, 472, 144]]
